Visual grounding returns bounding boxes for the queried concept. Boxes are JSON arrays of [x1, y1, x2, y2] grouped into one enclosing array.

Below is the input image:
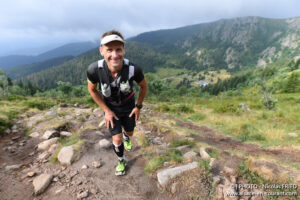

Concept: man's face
[[100, 41, 125, 71]]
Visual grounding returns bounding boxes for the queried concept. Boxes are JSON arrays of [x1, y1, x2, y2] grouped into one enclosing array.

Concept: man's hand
[[129, 107, 140, 121], [104, 110, 119, 129]]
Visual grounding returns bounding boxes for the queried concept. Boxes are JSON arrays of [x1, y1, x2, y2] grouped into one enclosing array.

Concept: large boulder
[[157, 162, 198, 187], [57, 145, 74, 165], [33, 174, 53, 195]]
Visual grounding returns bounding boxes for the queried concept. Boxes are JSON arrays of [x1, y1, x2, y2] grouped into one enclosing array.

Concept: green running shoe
[[124, 138, 132, 151], [115, 159, 126, 176]]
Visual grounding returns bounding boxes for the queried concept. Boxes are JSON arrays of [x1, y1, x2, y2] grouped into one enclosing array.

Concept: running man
[[87, 30, 148, 175]]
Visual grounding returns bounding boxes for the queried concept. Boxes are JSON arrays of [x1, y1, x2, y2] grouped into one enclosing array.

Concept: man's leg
[[123, 131, 133, 151], [122, 114, 135, 151], [109, 117, 126, 176]]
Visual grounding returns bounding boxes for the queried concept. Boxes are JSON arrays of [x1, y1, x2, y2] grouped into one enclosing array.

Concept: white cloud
[[0, 0, 299, 54]]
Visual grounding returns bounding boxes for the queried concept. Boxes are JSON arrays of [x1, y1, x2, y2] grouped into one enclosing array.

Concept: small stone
[[212, 176, 221, 184], [42, 130, 59, 140], [230, 176, 236, 183], [156, 148, 166, 154], [60, 131, 72, 137], [29, 152, 35, 156], [4, 129, 11, 134], [95, 131, 104, 136], [65, 115, 73, 120], [55, 186, 65, 194], [37, 137, 59, 151], [38, 152, 50, 160], [171, 182, 178, 194], [33, 174, 53, 195], [12, 125, 18, 130], [98, 120, 105, 128], [99, 139, 111, 148], [288, 132, 298, 137], [12, 129, 18, 134], [48, 144, 58, 153], [90, 188, 98, 195], [53, 177, 59, 182], [77, 190, 89, 199], [200, 147, 210, 159], [12, 136, 20, 140], [58, 173, 66, 179], [223, 166, 235, 175], [5, 164, 22, 171], [209, 158, 217, 167], [176, 145, 190, 152], [92, 161, 101, 168], [93, 108, 99, 113], [183, 151, 198, 160], [27, 172, 36, 177], [58, 146, 74, 165], [81, 165, 88, 170]]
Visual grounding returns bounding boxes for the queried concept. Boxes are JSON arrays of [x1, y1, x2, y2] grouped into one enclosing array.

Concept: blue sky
[[0, 0, 299, 56]]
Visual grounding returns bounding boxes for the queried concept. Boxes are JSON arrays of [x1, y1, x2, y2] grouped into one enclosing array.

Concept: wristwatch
[[135, 104, 143, 109]]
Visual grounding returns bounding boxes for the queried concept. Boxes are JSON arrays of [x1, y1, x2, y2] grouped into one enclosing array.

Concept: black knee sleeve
[[112, 142, 124, 158]]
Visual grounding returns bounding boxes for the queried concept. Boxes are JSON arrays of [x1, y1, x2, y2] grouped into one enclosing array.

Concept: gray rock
[[157, 162, 198, 187], [58, 146, 74, 165], [95, 130, 104, 136], [88, 115, 95, 120], [156, 148, 166, 154], [93, 108, 99, 113], [5, 164, 21, 171], [45, 110, 57, 116], [200, 147, 210, 159], [60, 131, 72, 137], [239, 103, 250, 111], [30, 132, 40, 138], [37, 137, 58, 151], [98, 120, 105, 128], [48, 144, 58, 153], [12, 125, 18, 130], [55, 186, 65, 194], [4, 129, 11, 134], [27, 171, 36, 177], [65, 115, 73, 120], [81, 165, 88, 170], [99, 139, 111, 148], [92, 161, 101, 168], [176, 145, 190, 152], [223, 166, 235, 175], [183, 151, 198, 160], [38, 152, 50, 161], [42, 130, 59, 140], [171, 182, 179, 194], [77, 190, 89, 199], [288, 132, 298, 137], [209, 158, 217, 168], [33, 174, 53, 195]]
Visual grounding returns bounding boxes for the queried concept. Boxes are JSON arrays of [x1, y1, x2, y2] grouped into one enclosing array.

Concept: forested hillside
[[14, 16, 300, 90]]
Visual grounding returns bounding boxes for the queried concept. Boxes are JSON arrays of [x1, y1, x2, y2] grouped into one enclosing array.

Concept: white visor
[[101, 34, 125, 45]]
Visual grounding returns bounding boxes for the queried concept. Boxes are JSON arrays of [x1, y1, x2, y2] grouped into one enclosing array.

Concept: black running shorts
[[109, 112, 136, 136]]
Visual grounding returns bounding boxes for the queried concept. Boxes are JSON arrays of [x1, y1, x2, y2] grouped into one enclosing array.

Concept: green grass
[[153, 91, 300, 147], [169, 138, 195, 148]]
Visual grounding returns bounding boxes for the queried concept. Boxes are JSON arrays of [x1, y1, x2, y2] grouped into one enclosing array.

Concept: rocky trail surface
[[0, 104, 300, 200]]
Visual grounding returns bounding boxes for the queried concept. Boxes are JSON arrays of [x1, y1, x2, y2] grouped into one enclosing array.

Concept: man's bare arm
[[136, 78, 148, 106]]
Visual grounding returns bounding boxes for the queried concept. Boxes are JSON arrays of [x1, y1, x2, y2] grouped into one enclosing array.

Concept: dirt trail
[[0, 107, 172, 200], [165, 114, 300, 164], [1, 104, 300, 200]]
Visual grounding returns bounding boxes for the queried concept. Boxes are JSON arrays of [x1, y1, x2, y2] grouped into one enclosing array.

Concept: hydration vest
[[97, 59, 135, 106]]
